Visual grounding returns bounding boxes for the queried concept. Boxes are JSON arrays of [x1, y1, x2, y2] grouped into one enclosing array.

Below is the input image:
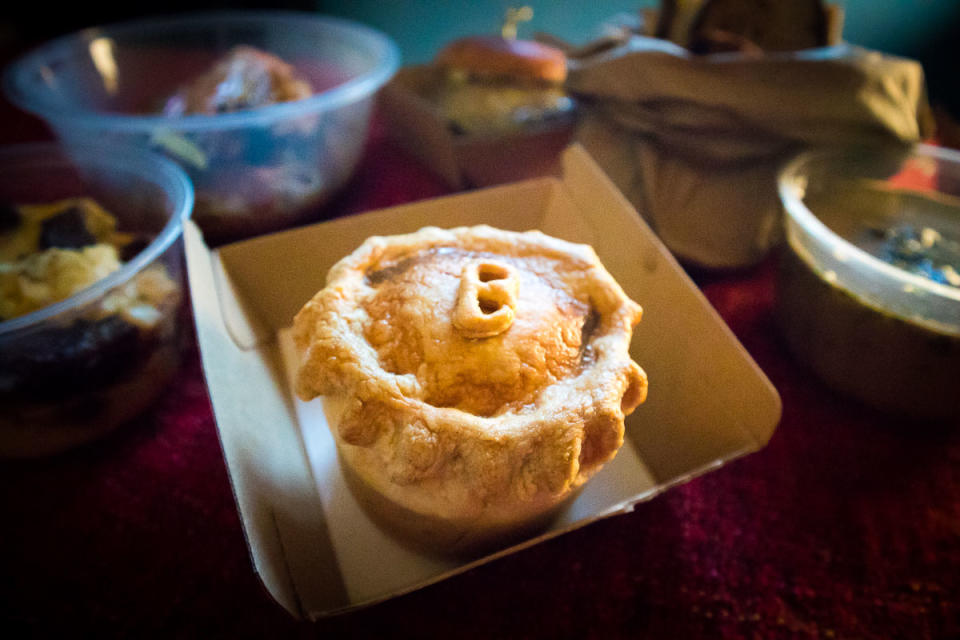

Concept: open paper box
[[379, 66, 575, 189], [185, 145, 780, 619]]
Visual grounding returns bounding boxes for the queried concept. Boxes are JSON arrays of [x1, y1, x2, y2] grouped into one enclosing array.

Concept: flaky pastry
[[294, 225, 647, 554]]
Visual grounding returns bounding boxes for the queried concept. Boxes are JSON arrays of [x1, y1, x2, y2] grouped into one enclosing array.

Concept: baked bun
[[294, 226, 646, 556], [431, 36, 573, 135], [437, 35, 567, 84]]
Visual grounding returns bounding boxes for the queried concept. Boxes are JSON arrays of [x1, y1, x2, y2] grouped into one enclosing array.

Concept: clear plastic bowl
[[4, 11, 398, 244], [0, 142, 193, 456], [776, 144, 960, 421]]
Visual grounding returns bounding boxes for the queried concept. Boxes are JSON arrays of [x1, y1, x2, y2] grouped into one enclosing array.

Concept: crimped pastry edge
[[294, 225, 647, 547]]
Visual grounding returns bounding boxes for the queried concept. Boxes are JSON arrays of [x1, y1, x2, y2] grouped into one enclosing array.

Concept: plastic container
[[776, 144, 960, 421], [4, 11, 398, 244], [0, 142, 193, 456]]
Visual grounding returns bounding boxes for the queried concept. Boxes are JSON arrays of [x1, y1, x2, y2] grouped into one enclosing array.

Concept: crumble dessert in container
[[293, 225, 647, 555], [0, 143, 193, 457]]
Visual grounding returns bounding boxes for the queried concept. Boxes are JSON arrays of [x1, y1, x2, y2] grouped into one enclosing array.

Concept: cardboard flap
[[185, 222, 349, 617], [210, 250, 273, 350], [558, 146, 782, 483]]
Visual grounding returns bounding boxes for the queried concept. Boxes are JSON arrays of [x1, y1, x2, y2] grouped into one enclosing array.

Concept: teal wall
[[841, 0, 960, 54], [316, 0, 960, 64]]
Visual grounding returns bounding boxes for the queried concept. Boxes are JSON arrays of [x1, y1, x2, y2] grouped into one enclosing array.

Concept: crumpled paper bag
[[565, 36, 933, 268]]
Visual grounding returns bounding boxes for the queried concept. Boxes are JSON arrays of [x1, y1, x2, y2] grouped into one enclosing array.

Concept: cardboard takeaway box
[[185, 145, 781, 619], [380, 65, 575, 189]]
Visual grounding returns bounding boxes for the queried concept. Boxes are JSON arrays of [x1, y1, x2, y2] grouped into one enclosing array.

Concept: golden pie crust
[[294, 225, 647, 554]]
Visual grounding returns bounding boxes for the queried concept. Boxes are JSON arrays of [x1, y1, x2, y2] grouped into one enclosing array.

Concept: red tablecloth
[[1, 113, 958, 639]]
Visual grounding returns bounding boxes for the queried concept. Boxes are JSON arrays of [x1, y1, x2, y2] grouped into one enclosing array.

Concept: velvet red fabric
[[1, 115, 958, 639]]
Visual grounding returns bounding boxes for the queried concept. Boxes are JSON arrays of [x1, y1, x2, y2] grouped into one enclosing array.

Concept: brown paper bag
[[565, 36, 933, 268]]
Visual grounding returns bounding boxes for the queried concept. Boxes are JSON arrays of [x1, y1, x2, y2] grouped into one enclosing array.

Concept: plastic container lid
[[778, 143, 960, 336]]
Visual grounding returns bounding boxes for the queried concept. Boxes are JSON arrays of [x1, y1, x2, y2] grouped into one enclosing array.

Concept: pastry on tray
[[293, 225, 647, 556]]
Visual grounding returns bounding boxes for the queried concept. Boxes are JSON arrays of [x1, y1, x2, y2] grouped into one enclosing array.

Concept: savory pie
[[294, 225, 647, 555]]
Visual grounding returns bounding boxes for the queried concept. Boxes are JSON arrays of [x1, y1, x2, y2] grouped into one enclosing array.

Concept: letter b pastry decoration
[[452, 260, 519, 338]]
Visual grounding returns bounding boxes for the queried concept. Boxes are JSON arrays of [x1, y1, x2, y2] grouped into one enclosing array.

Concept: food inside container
[[4, 12, 399, 244], [0, 198, 170, 319], [0, 143, 193, 457], [160, 45, 313, 117], [145, 40, 340, 242], [776, 144, 960, 421], [292, 225, 647, 556]]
